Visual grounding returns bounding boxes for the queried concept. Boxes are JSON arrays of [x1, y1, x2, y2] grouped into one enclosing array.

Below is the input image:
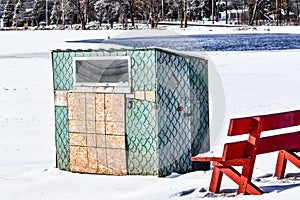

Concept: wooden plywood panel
[[70, 146, 88, 173], [69, 133, 86, 146], [105, 94, 125, 122], [96, 94, 105, 121], [69, 120, 86, 133], [96, 134, 106, 148], [87, 134, 97, 147], [68, 93, 86, 120], [86, 93, 96, 121], [68, 92, 127, 175], [106, 121, 125, 136], [107, 148, 127, 175], [86, 120, 96, 133], [96, 121, 105, 135], [87, 147, 98, 174], [106, 135, 126, 149], [97, 148, 108, 174]]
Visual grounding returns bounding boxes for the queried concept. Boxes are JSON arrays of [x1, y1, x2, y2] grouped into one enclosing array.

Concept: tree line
[[2, 0, 300, 29]]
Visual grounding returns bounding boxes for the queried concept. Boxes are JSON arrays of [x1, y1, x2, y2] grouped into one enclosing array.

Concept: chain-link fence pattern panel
[[126, 99, 158, 175], [156, 50, 209, 177], [189, 57, 209, 156], [156, 51, 192, 176], [55, 106, 70, 170], [52, 51, 74, 90], [130, 49, 156, 91]]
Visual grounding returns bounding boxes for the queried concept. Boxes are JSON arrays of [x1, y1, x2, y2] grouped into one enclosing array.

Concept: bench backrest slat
[[228, 110, 300, 136], [222, 141, 248, 160]]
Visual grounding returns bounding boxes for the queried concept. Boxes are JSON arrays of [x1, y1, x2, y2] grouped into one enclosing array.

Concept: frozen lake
[[99, 33, 300, 51]]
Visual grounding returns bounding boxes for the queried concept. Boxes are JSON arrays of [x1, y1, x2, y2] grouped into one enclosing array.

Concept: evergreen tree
[[164, 0, 180, 21], [32, 0, 46, 26], [65, 0, 97, 30], [3, 0, 15, 27], [107, 0, 121, 28], [13, 0, 25, 27]]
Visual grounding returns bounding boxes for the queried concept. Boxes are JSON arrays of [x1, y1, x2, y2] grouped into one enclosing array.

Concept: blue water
[[98, 34, 300, 51]]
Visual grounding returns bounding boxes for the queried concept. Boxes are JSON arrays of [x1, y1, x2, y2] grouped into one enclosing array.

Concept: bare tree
[[249, 0, 260, 25], [137, 0, 160, 28], [50, 1, 62, 26], [66, 0, 96, 29]]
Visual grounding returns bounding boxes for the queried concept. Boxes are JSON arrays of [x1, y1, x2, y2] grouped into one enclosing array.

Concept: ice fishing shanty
[[52, 48, 209, 177]]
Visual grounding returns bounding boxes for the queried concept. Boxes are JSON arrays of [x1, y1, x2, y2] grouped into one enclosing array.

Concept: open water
[[101, 34, 300, 51]]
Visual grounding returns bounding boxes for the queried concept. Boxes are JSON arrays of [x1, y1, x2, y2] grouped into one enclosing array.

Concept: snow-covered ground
[[0, 27, 300, 199]]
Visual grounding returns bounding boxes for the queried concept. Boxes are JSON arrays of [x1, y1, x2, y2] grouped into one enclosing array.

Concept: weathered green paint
[[130, 49, 156, 91], [52, 51, 74, 90], [55, 106, 70, 171], [126, 99, 158, 175]]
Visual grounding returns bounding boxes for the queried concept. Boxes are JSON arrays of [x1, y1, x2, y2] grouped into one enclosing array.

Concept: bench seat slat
[[191, 157, 222, 162], [216, 158, 251, 166], [191, 156, 251, 166]]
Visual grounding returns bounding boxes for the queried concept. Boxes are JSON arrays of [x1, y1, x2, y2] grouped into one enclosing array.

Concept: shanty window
[[73, 56, 131, 88]]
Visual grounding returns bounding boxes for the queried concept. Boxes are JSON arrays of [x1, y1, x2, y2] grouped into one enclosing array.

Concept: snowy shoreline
[[1, 24, 300, 38], [0, 29, 300, 199]]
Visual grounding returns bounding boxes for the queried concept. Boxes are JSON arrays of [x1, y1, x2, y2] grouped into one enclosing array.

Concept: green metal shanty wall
[[52, 48, 158, 174], [52, 48, 209, 176], [156, 50, 209, 176]]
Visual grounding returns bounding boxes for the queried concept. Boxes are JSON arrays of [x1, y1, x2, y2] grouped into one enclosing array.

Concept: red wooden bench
[[192, 110, 300, 195]]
